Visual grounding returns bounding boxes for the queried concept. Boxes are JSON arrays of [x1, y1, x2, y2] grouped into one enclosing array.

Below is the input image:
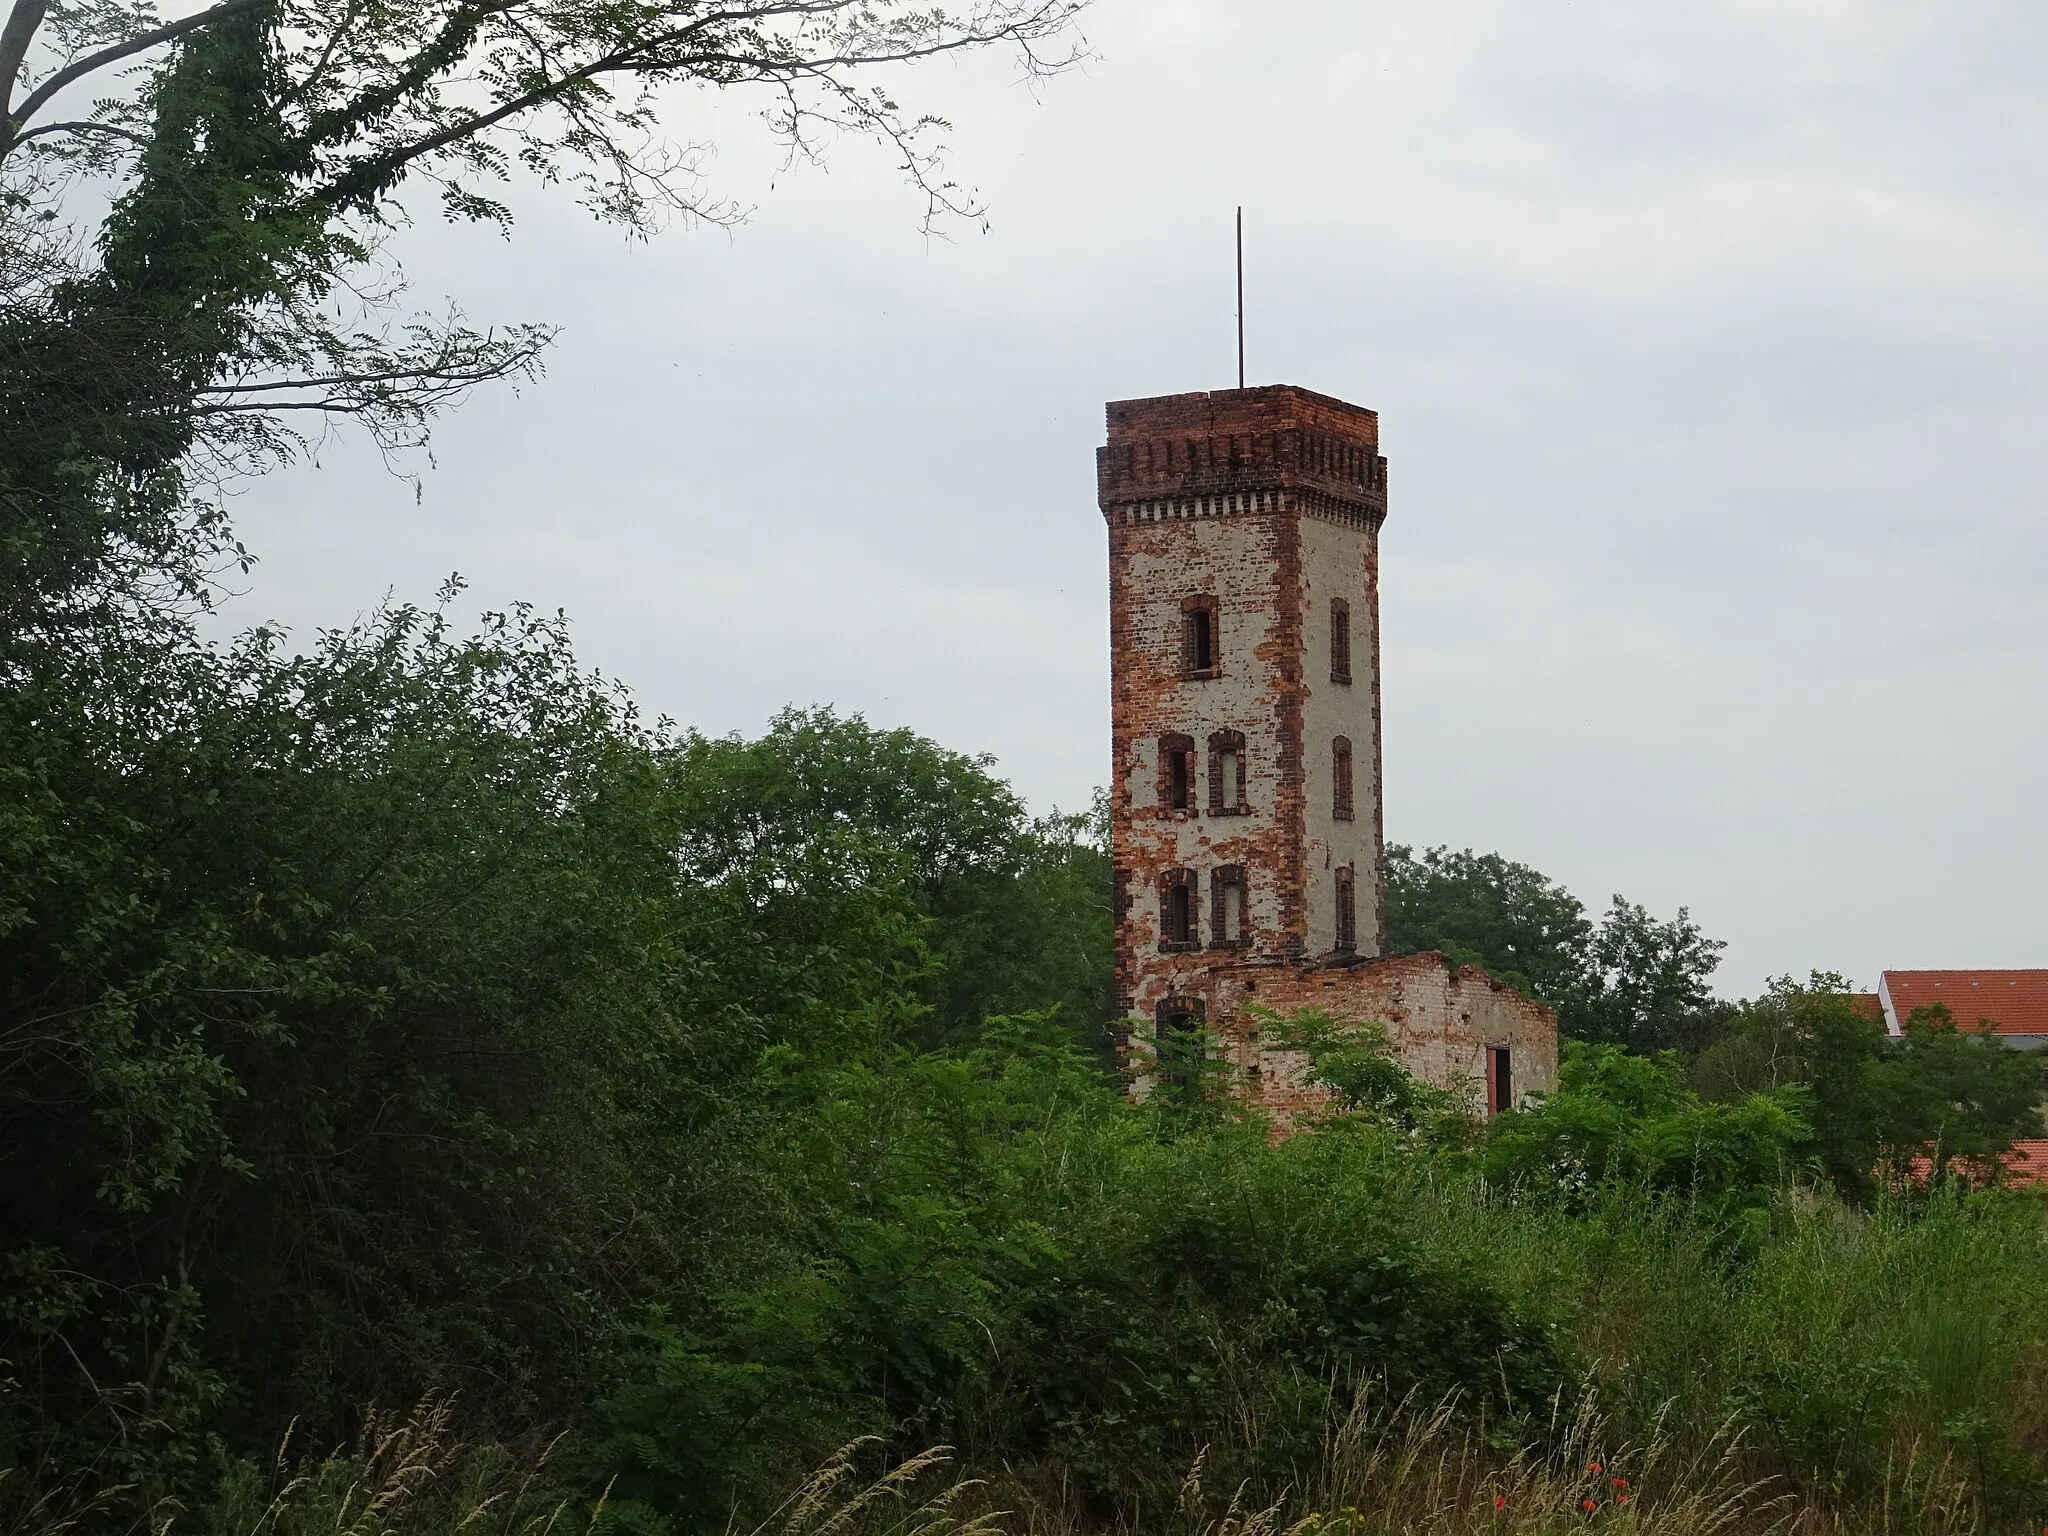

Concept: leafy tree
[[0, 612, 957, 1494], [0, 0, 1084, 636], [1385, 844, 1727, 1052], [1482, 1042, 1811, 1215], [3, 600, 717, 1487], [670, 708, 1112, 1048], [1694, 975, 2046, 1199], [1562, 896, 1729, 1054], [0, 608, 1116, 1508], [1383, 844, 1590, 1002]]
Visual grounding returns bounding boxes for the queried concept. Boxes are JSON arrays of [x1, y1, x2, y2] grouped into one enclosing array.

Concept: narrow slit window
[[1182, 597, 1219, 677], [1334, 865, 1357, 953], [1330, 598, 1352, 684], [1332, 736, 1355, 822]]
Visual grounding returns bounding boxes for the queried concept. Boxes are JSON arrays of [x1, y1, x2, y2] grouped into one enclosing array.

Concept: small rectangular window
[[1332, 736, 1355, 822], [1159, 734, 1196, 812], [1207, 730, 1246, 814], [1334, 866, 1357, 953], [1159, 870, 1199, 950], [1210, 865, 1247, 948], [1331, 598, 1352, 685]]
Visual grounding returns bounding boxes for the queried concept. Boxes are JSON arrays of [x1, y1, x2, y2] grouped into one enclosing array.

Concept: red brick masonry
[[1099, 386, 1558, 1122]]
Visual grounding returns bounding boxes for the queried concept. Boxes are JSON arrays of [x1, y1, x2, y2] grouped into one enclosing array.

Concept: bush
[[0, 607, 1109, 1519], [590, 1019, 1565, 1530], [1481, 1042, 1811, 1217]]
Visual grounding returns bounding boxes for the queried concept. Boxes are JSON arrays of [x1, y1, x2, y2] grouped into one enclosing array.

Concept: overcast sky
[[217, 0, 2048, 998]]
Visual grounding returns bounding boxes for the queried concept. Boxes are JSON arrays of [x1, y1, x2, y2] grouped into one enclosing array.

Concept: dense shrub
[[0, 608, 1108, 1516], [589, 1018, 1564, 1529], [1482, 1042, 1811, 1217]]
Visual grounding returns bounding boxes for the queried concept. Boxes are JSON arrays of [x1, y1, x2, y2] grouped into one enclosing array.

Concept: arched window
[[1330, 598, 1352, 684], [1181, 595, 1219, 678], [1332, 735, 1355, 822], [1334, 865, 1357, 953], [1210, 864, 1247, 948], [1207, 730, 1246, 814], [1158, 733, 1196, 812], [1159, 869, 1199, 951]]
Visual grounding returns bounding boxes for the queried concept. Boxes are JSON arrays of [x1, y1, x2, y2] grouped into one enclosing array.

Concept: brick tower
[[1101, 386, 1387, 1056], [1099, 385, 1558, 1113]]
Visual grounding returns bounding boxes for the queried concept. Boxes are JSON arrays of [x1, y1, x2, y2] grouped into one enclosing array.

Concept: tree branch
[[206, 356, 547, 395], [6, 0, 268, 143], [8, 117, 152, 150], [309, 14, 1063, 211], [0, 0, 49, 122]]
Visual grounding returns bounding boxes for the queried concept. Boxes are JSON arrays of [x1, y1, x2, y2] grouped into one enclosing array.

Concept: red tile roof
[[1901, 1140, 2048, 1191], [2008, 1140, 2048, 1187], [1878, 970, 2048, 1037]]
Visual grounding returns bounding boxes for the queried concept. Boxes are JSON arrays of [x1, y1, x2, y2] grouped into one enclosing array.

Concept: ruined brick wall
[[1203, 953, 1560, 1123]]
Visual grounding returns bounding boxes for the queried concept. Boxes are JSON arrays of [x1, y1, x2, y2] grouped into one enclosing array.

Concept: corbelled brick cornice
[[1097, 385, 1388, 528]]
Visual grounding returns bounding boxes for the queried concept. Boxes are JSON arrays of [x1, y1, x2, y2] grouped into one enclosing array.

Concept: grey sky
[[217, 0, 2048, 997]]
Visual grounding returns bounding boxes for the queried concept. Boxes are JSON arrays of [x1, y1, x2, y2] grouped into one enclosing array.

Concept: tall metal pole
[[1235, 205, 1245, 389]]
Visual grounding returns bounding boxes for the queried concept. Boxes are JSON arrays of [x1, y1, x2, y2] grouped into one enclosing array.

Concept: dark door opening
[[1486, 1047, 1512, 1117]]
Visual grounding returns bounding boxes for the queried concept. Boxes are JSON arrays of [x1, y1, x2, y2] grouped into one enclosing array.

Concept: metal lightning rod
[[1235, 206, 1245, 389]]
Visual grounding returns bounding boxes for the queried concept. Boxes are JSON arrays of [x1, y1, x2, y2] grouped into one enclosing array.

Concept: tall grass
[[1383, 1178, 2048, 1533], [970, 1159, 2048, 1535], [14, 1176, 2043, 1536]]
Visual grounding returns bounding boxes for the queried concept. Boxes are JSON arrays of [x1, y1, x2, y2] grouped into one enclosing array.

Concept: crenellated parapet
[[1096, 385, 1388, 529]]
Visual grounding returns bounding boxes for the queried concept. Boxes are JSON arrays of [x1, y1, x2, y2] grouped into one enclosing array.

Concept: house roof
[[1877, 970, 2048, 1037], [2008, 1141, 2048, 1187], [1901, 1139, 2048, 1190]]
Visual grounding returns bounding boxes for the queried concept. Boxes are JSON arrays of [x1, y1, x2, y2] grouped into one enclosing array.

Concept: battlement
[[1096, 385, 1388, 521]]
